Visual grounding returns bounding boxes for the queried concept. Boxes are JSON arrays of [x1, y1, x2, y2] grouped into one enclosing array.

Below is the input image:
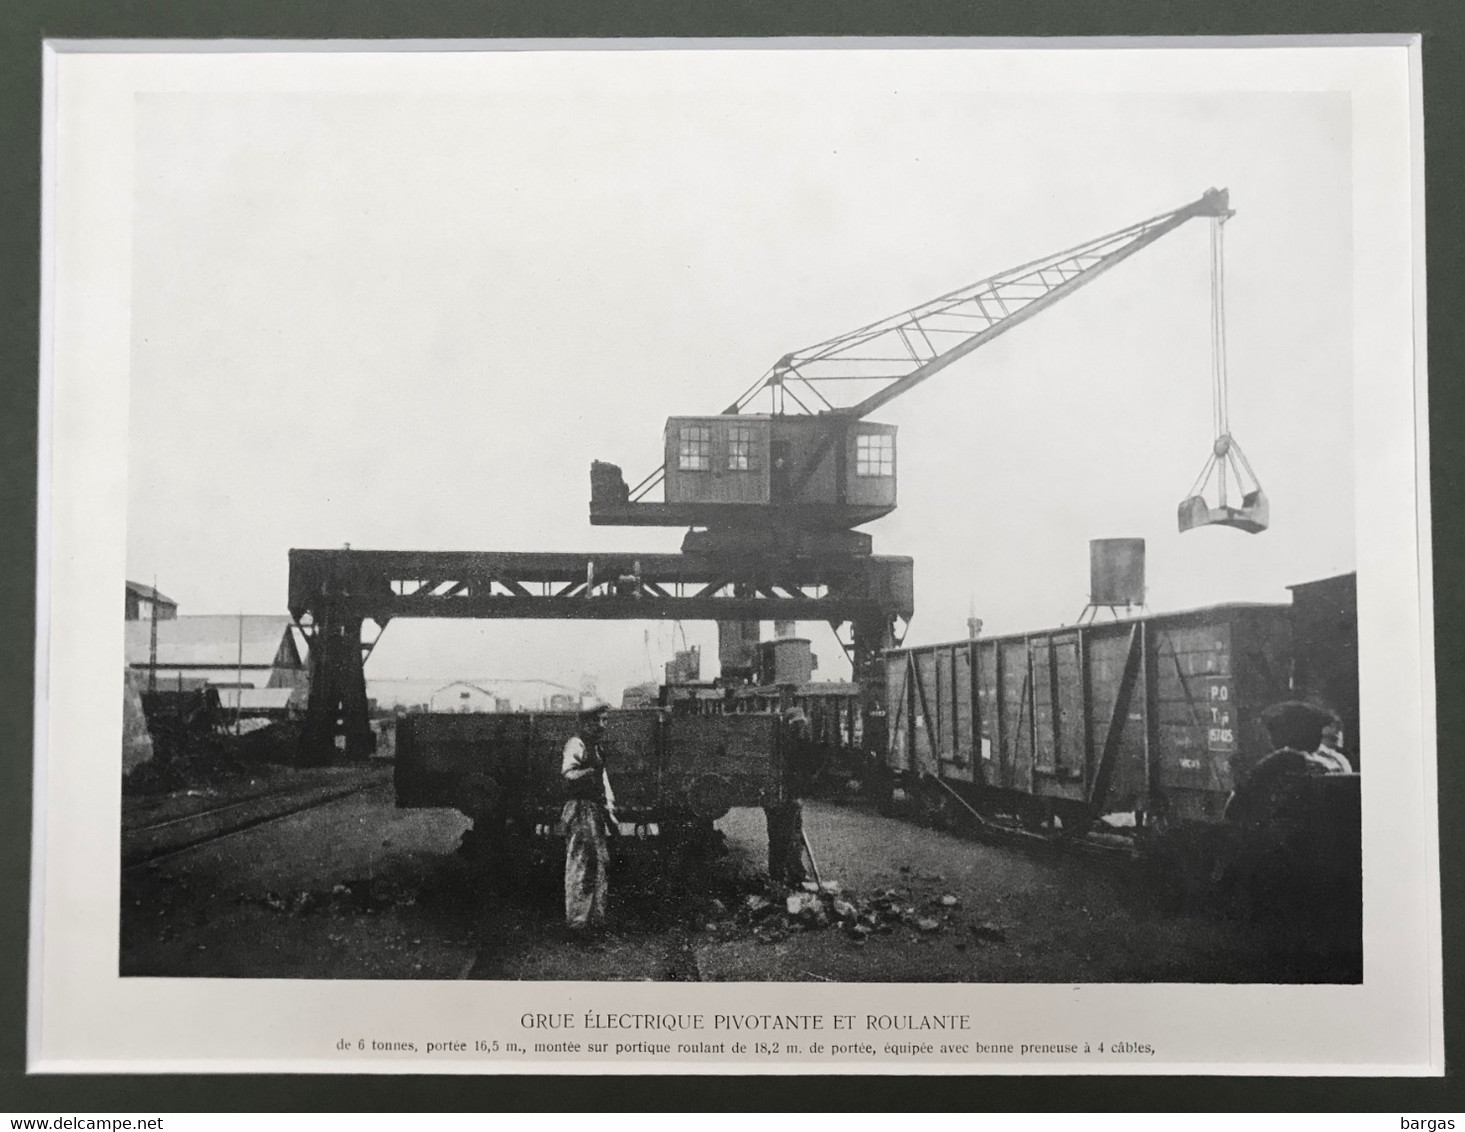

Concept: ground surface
[[119, 779, 1361, 983]]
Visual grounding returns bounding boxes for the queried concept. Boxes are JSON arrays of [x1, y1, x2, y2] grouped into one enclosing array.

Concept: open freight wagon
[[395, 708, 790, 840], [881, 603, 1297, 832]]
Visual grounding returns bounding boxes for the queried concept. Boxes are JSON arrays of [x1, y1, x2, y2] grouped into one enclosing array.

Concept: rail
[[122, 768, 391, 868]]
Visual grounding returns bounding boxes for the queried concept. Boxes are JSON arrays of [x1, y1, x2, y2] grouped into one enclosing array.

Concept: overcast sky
[[124, 51, 1353, 700]]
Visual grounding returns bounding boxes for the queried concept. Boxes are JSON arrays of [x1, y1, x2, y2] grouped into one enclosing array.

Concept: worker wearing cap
[[1226, 700, 1349, 826], [1215, 699, 1352, 909], [561, 703, 617, 938]]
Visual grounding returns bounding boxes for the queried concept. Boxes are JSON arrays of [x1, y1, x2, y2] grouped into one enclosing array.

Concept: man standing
[[765, 706, 811, 886], [1313, 716, 1354, 775], [561, 703, 615, 938], [1216, 699, 1354, 917], [1227, 700, 1350, 825]]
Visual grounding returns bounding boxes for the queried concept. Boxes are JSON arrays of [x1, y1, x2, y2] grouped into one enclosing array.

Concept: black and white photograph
[[30, 39, 1438, 1073], [113, 56, 1366, 986]]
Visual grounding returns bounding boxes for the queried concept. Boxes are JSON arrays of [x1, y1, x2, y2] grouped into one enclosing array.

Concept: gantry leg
[[300, 613, 375, 764], [851, 615, 895, 756]]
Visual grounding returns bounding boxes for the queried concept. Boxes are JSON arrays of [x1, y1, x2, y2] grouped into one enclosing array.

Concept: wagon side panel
[[999, 638, 1034, 793], [912, 648, 940, 777], [1232, 607, 1296, 776], [393, 712, 533, 812], [885, 652, 911, 774], [1054, 632, 1087, 785], [663, 713, 782, 816], [1147, 607, 1290, 826], [1030, 631, 1086, 803], [1030, 635, 1058, 777], [1150, 619, 1236, 824], [974, 639, 1001, 788], [1085, 624, 1148, 816], [946, 643, 976, 784]]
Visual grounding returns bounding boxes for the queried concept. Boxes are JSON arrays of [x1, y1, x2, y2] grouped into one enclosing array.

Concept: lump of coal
[[786, 892, 821, 917]]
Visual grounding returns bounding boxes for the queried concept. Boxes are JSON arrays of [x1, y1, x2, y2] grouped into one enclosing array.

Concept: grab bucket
[[1177, 488, 1269, 534]]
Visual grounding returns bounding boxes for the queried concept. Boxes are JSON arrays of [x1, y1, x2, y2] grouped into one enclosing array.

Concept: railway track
[[859, 782, 1272, 919], [863, 783, 1144, 868], [122, 767, 392, 869]]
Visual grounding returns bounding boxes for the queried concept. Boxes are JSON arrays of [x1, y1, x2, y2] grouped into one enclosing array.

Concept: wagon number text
[[1206, 681, 1235, 750]]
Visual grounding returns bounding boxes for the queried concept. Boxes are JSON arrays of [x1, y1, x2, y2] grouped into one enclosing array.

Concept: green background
[[0, 0, 1459, 1113]]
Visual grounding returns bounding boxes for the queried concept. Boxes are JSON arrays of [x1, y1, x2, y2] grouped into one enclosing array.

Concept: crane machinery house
[[667, 414, 896, 520], [595, 415, 898, 531]]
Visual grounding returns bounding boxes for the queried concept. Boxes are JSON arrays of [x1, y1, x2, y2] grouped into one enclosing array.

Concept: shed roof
[[125, 580, 177, 606], [125, 615, 305, 669]]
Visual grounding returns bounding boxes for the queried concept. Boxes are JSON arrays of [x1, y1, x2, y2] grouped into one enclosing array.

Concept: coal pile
[[734, 880, 1007, 948]]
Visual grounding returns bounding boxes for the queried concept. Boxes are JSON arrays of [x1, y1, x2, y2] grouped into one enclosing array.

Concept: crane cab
[[665, 415, 897, 516], [590, 414, 898, 532]]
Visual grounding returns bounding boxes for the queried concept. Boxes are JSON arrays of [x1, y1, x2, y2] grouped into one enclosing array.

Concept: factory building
[[124, 581, 177, 623]]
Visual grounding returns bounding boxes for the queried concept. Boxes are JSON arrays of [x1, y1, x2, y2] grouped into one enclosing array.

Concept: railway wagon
[[665, 680, 864, 751], [395, 708, 789, 836], [881, 603, 1297, 832], [662, 679, 866, 794]]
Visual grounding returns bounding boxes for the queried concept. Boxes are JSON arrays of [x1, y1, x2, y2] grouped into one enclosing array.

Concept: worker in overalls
[[765, 705, 812, 885], [561, 703, 616, 938]]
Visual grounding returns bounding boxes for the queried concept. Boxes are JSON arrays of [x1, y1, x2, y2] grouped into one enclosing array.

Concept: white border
[[1406, 35, 1443, 1070], [28, 37, 1440, 1076], [27, 38, 62, 1072]]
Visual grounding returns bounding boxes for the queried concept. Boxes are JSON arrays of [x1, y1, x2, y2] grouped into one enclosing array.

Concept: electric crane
[[590, 187, 1267, 557], [292, 191, 1271, 761]]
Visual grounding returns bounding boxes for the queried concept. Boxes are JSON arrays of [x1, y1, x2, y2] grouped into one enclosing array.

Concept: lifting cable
[[1177, 216, 1269, 534], [1210, 217, 1230, 461]]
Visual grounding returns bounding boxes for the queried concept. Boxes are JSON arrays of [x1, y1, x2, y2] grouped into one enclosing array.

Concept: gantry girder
[[289, 548, 912, 624], [288, 547, 912, 763]]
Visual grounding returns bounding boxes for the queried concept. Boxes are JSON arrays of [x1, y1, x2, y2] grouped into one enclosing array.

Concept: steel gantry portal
[[287, 547, 913, 763]]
